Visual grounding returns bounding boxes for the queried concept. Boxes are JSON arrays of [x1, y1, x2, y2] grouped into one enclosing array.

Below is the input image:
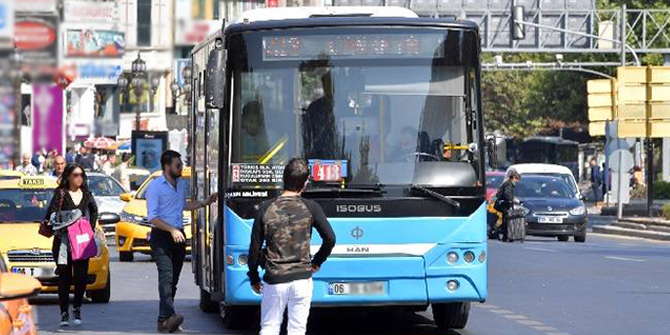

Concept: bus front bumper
[[223, 243, 487, 306]]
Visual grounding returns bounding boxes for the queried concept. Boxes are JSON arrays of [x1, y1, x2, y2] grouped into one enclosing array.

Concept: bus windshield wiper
[[411, 185, 461, 209]]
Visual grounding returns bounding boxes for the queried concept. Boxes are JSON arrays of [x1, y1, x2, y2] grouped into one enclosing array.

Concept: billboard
[[32, 85, 64, 155], [15, 0, 57, 13], [65, 29, 125, 57], [15, 15, 58, 69], [64, 0, 119, 23]]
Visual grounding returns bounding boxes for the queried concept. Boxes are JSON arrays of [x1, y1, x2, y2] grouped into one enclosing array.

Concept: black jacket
[[45, 189, 98, 259], [495, 180, 516, 212]]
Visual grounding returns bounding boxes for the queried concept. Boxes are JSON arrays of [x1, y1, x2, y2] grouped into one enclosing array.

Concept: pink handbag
[[67, 217, 98, 260]]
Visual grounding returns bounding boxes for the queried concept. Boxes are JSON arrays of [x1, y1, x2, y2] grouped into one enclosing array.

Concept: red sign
[[15, 20, 56, 50], [267, 0, 278, 7], [312, 163, 343, 182], [55, 67, 76, 89]]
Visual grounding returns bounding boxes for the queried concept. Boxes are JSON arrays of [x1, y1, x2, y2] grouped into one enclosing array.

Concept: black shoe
[[73, 308, 82, 326], [60, 312, 69, 327]]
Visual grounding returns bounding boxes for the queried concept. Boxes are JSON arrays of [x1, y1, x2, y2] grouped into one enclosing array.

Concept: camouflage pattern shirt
[[247, 196, 336, 285]]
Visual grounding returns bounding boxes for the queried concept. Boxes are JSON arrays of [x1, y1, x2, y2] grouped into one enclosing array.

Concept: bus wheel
[[199, 289, 218, 313], [119, 251, 134, 262], [220, 304, 255, 329], [432, 302, 470, 329]]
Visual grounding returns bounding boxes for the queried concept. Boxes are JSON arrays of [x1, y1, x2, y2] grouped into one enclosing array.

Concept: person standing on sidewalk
[[248, 158, 336, 335], [146, 150, 218, 333], [589, 158, 602, 203]]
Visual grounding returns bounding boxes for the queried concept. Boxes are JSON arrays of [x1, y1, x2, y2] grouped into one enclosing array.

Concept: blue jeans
[[150, 229, 186, 321]]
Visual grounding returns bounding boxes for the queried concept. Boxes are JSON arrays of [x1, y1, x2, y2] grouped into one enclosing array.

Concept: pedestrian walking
[[78, 147, 96, 171], [52, 155, 66, 180], [494, 168, 520, 242], [44, 164, 98, 327], [16, 153, 38, 175], [589, 158, 601, 203], [146, 150, 218, 333], [601, 163, 609, 203], [113, 153, 132, 190], [248, 158, 336, 335]]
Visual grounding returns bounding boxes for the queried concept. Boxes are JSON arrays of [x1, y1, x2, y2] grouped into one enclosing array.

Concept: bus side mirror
[[205, 38, 226, 109], [486, 136, 497, 169]]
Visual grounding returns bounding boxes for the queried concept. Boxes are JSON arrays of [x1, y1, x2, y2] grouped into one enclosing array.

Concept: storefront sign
[[15, 15, 58, 68], [63, 60, 123, 86], [174, 19, 219, 46], [15, 0, 56, 13], [64, 0, 119, 23], [65, 29, 125, 57], [0, 0, 15, 41], [32, 85, 64, 155]]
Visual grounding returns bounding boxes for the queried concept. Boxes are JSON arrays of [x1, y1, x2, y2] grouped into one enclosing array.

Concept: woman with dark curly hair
[[44, 163, 98, 327]]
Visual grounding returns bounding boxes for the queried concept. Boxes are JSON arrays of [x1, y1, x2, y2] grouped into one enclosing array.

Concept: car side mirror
[[0, 273, 42, 301], [98, 212, 121, 225], [119, 192, 134, 202]]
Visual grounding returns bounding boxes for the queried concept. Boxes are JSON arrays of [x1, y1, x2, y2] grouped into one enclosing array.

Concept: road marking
[[524, 247, 557, 253], [489, 309, 514, 314], [503, 314, 528, 320], [516, 319, 544, 326], [605, 256, 646, 262], [547, 332, 572, 335], [477, 304, 572, 335], [534, 325, 558, 331], [475, 304, 499, 309]]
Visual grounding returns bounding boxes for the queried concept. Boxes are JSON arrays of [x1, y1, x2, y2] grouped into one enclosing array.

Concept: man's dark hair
[[161, 150, 181, 171], [283, 158, 309, 192]]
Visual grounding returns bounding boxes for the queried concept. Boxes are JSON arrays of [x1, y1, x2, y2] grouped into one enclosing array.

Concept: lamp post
[[117, 53, 160, 132], [169, 61, 192, 115]]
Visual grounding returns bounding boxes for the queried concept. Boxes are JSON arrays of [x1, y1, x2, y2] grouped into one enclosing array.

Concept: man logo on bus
[[351, 226, 364, 240]]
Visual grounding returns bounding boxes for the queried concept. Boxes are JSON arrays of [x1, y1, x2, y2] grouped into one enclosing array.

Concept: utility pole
[[620, 4, 626, 66]]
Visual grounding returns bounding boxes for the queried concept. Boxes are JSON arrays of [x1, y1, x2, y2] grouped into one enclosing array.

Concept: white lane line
[[475, 304, 499, 309], [524, 247, 557, 253], [516, 319, 544, 326], [547, 332, 572, 335], [489, 309, 514, 314], [533, 325, 558, 331], [605, 256, 646, 262], [503, 314, 528, 320]]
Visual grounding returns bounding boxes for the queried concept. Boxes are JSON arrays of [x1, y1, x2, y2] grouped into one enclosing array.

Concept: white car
[[507, 163, 582, 199], [87, 173, 128, 242]]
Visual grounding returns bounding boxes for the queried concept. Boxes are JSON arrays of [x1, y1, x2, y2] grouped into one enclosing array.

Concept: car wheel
[[200, 289, 218, 313], [557, 236, 569, 242], [90, 272, 111, 303], [220, 304, 256, 330], [119, 251, 134, 262], [432, 302, 470, 330]]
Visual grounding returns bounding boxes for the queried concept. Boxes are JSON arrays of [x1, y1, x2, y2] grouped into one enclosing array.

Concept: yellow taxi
[[0, 176, 113, 303], [0, 170, 24, 181], [116, 168, 192, 262], [0, 254, 41, 335]]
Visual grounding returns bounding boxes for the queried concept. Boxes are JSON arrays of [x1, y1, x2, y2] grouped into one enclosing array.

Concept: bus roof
[[233, 6, 418, 23]]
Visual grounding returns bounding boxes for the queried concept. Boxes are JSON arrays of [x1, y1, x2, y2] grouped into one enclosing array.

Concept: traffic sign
[[610, 149, 634, 172]]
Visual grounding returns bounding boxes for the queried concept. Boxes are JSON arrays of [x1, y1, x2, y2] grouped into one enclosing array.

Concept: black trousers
[[53, 237, 89, 314], [150, 229, 186, 321]]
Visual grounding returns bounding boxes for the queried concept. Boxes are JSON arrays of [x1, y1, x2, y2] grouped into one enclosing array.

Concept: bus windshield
[[229, 28, 481, 187]]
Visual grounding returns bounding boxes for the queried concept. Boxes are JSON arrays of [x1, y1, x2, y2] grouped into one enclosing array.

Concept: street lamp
[[170, 61, 192, 115], [117, 53, 160, 131]]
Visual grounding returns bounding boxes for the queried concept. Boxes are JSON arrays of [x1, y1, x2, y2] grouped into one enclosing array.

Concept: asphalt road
[[32, 215, 670, 335]]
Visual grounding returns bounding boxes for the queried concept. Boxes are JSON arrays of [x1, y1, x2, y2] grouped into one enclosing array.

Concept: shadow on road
[[306, 309, 463, 335]]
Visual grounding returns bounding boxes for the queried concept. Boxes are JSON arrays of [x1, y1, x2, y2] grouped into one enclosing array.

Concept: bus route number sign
[[309, 160, 348, 182]]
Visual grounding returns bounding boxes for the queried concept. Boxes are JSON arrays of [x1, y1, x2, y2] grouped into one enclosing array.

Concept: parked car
[[516, 175, 587, 242], [87, 173, 128, 242], [0, 255, 41, 335]]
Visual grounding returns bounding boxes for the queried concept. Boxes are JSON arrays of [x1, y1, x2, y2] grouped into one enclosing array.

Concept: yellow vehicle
[[0, 176, 114, 303], [0, 254, 41, 335], [116, 168, 192, 262], [0, 170, 24, 181]]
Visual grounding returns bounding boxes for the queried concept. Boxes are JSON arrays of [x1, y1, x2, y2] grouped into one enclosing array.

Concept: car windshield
[[0, 189, 54, 223], [88, 175, 126, 197], [136, 176, 191, 199], [486, 174, 504, 189], [229, 27, 482, 188], [523, 173, 577, 194], [516, 176, 575, 199]]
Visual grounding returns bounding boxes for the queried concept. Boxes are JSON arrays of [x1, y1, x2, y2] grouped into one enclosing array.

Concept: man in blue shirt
[[146, 150, 217, 333]]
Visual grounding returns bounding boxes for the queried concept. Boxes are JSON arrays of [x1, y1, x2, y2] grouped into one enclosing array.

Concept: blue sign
[[78, 62, 123, 80], [0, 4, 6, 30]]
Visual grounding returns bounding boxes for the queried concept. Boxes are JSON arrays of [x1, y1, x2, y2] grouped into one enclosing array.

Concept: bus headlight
[[569, 205, 586, 216], [463, 251, 475, 263], [238, 254, 248, 266], [478, 251, 487, 263], [447, 252, 459, 264], [226, 254, 234, 265]]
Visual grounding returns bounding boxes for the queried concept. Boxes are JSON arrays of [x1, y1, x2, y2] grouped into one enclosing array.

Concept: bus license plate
[[328, 282, 385, 296], [538, 216, 563, 224], [12, 267, 45, 277]]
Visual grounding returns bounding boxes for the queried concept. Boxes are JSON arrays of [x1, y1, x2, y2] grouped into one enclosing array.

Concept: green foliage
[[653, 181, 670, 199], [662, 204, 670, 220]]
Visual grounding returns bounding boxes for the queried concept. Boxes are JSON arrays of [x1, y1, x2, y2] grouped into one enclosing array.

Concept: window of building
[[137, 0, 152, 46]]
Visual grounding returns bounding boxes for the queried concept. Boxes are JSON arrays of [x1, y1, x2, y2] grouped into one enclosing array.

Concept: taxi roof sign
[[18, 176, 57, 189]]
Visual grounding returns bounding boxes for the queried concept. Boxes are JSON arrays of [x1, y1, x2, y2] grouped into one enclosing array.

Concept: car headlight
[[569, 205, 586, 216], [119, 211, 146, 225]]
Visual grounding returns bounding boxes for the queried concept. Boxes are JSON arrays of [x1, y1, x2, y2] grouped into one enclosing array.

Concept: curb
[[593, 225, 670, 241]]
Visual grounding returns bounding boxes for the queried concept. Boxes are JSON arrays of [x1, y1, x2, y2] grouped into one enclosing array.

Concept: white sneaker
[[60, 312, 69, 327], [73, 308, 82, 326]]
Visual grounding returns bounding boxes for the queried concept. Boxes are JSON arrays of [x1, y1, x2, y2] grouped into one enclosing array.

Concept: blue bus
[[189, 6, 489, 330]]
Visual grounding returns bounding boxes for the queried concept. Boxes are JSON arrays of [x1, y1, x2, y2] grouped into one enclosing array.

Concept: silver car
[[87, 173, 127, 241]]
